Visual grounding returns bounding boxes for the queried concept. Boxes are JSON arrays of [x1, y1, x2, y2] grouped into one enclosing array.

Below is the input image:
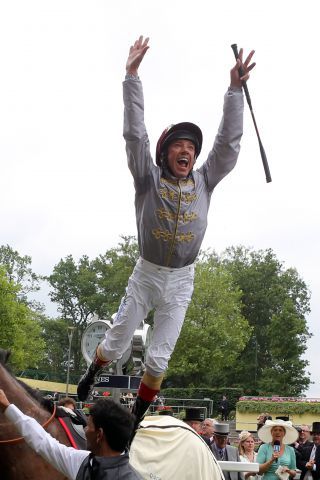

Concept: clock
[[81, 317, 112, 365], [81, 315, 152, 373]]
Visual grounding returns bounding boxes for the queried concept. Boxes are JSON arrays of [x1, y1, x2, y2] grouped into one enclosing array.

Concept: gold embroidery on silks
[[152, 228, 195, 243], [156, 208, 198, 224], [160, 177, 194, 187], [183, 192, 197, 204], [159, 189, 197, 204]]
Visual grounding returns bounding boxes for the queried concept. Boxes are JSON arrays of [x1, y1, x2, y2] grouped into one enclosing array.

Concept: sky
[[0, 1, 319, 396]]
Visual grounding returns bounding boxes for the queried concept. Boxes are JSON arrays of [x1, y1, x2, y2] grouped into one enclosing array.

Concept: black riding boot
[[77, 357, 108, 401], [128, 396, 152, 447], [131, 395, 151, 425]]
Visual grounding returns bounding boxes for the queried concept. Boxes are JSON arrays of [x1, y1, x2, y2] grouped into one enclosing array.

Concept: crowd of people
[[2, 384, 320, 480], [181, 411, 320, 480]]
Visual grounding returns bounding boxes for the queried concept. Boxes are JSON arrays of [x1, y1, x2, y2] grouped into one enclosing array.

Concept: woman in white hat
[[238, 431, 260, 480], [256, 419, 298, 480]]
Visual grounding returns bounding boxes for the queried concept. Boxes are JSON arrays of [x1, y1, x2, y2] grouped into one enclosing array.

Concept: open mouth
[[177, 157, 189, 167]]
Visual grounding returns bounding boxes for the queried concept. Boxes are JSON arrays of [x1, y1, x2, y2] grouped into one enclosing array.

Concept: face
[[202, 420, 215, 437], [271, 426, 286, 443], [166, 139, 196, 178], [190, 420, 203, 434], [64, 402, 75, 410], [85, 415, 103, 453], [214, 434, 228, 449], [300, 425, 311, 442], [313, 432, 320, 446], [243, 436, 255, 452]]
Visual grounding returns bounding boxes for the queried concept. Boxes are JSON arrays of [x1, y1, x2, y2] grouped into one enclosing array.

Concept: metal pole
[[66, 327, 75, 396]]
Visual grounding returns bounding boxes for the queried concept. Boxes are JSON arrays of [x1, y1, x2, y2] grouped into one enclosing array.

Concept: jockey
[[77, 35, 255, 427]]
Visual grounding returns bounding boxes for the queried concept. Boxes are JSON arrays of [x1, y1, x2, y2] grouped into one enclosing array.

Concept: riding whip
[[231, 44, 272, 183]]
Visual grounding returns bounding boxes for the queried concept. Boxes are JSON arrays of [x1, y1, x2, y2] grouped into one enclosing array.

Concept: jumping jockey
[[77, 36, 255, 426]]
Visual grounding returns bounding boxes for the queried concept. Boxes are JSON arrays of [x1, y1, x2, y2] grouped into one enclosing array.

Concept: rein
[[0, 404, 57, 446]]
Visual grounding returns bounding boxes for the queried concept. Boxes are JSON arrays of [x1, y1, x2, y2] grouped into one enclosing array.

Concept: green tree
[[47, 236, 139, 372], [0, 267, 45, 367], [167, 252, 251, 386], [93, 235, 139, 317], [221, 246, 311, 395], [40, 316, 82, 382], [0, 244, 42, 308], [47, 254, 98, 371]]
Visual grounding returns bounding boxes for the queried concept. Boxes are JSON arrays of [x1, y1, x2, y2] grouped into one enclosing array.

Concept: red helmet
[[155, 122, 203, 166]]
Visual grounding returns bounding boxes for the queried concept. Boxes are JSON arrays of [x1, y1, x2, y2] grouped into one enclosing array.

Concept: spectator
[[294, 424, 313, 452], [211, 423, 244, 480], [202, 418, 217, 444], [257, 413, 273, 432], [220, 395, 229, 421], [296, 422, 320, 480], [182, 407, 204, 435], [58, 397, 77, 410], [0, 389, 142, 480], [238, 430, 260, 480], [256, 418, 298, 480]]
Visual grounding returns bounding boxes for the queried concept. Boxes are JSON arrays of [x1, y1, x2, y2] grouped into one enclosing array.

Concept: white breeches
[[99, 257, 194, 376]]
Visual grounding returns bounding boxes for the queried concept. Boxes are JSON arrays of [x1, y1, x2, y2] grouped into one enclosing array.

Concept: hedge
[[237, 401, 320, 415]]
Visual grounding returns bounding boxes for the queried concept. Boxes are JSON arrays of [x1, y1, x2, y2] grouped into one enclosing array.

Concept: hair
[[300, 424, 310, 432], [58, 397, 77, 409], [90, 398, 135, 452], [238, 431, 254, 455]]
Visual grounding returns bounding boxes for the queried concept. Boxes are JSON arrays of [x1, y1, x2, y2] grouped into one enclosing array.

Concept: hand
[[306, 460, 315, 470], [126, 35, 150, 76], [0, 389, 10, 412], [230, 48, 255, 88], [271, 451, 281, 462]]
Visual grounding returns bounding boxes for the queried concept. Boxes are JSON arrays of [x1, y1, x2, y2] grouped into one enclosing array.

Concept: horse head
[[0, 347, 74, 479]]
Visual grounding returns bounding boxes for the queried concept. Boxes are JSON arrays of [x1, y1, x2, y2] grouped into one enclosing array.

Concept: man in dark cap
[[78, 35, 255, 427], [183, 407, 205, 434]]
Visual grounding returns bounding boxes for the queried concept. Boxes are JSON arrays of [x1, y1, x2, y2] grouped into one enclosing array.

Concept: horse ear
[[5, 350, 11, 363], [0, 349, 11, 365]]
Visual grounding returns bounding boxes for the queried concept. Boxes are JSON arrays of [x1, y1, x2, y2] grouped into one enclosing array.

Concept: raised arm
[[199, 48, 256, 191], [123, 36, 154, 183]]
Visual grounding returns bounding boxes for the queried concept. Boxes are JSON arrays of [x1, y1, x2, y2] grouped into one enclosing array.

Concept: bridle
[[0, 404, 57, 446]]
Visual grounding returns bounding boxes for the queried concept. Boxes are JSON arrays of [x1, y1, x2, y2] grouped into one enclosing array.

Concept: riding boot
[[131, 395, 152, 425], [127, 395, 153, 448], [77, 353, 110, 401]]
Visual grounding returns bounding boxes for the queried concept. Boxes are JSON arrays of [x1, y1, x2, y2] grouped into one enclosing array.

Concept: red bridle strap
[[0, 404, 57, 446]]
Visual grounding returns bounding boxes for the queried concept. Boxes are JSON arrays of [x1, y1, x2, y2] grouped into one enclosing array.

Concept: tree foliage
[[46, 236, 139, 372], [0, 244, 42, 308], [168, 252, 251, 386], [93, 235, 139, 318], [221, 246, 311, 395], [0, 267, 45, 367]]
